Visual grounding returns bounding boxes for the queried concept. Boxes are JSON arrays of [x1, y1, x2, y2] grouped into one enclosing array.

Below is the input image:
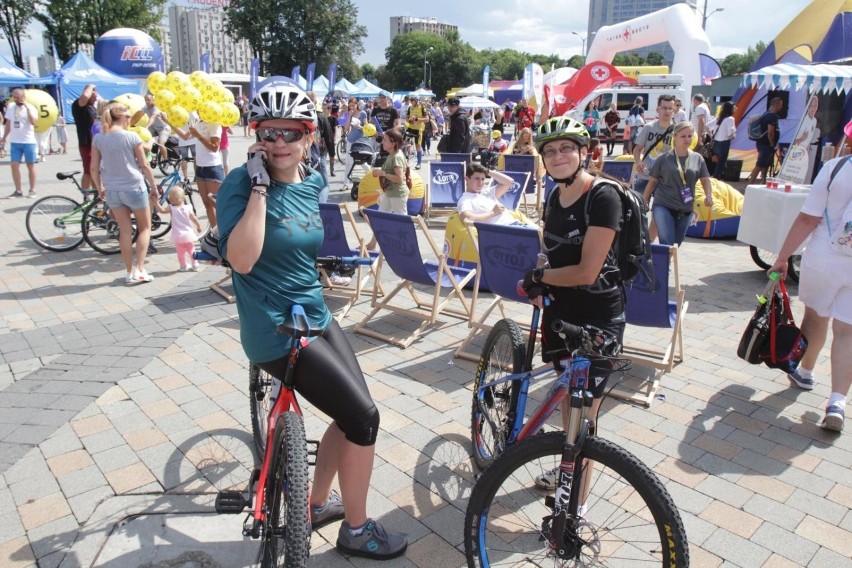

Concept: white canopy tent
[[741, 63, 852, 93], [459, 95, 499, 109]]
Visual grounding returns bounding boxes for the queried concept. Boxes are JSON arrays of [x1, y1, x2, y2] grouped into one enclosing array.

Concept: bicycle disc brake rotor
[[541, 514, 602, 563]]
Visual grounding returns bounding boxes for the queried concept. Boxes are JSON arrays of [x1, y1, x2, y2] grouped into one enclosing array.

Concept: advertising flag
[[482, 65, 490, 98], [249, 57, 259, 98], [291, 65, 301, 82], [200, 52, 210, 73], [328, 63, 337, 91], [306, 62, 316, 90]]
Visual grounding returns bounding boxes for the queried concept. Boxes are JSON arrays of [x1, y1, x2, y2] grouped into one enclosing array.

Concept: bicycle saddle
[[56, 172, 81, 180]]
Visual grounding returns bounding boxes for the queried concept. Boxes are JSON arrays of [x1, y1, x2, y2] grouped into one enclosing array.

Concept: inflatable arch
[[585, 3, 710, 90]]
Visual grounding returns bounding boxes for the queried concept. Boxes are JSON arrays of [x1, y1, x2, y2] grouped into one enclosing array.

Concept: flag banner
[[482, 65, 490, 98], [306, 62, 316, 89], [249, 57, 259, 98], [291, 65, 301, 82], [328, 63, 337, 91], [200, 52, 211, 73]]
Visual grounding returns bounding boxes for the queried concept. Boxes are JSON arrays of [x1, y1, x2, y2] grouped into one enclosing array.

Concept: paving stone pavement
[[1, 132, 850, 567]]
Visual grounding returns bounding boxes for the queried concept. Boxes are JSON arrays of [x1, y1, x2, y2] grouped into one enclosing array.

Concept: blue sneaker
[[822, 403, 844, 432], [336, 518, 407, 560], [787, 368, 814, 390]]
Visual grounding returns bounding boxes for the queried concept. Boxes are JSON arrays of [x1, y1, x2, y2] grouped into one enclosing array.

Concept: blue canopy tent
[[334, 78, 357, 94], [0, 54, 54, 87], [47, 52, 140, 123], [351, 78, 384, 98]]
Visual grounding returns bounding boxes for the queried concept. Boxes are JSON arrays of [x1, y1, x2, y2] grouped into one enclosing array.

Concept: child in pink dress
[[154, 186, 203, 271]]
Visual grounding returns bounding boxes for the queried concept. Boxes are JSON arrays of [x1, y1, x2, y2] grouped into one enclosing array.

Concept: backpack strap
[[641, 125, 674, 162], [824, 155, 852, 235]]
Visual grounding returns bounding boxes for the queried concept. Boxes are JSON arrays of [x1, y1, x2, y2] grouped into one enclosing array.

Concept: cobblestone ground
[[0, 131, 850, 568]]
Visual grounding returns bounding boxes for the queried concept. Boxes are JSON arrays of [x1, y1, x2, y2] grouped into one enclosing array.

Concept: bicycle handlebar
[[317, 256, 374, 268], [550, 319, 586, 340]]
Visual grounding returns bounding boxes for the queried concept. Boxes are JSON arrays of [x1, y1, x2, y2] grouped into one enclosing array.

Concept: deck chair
[[501, 132, 513, 144], [211, 270, 235, 304], [355, 209, 476, 349], [502, 154, 541, 215], [496, 171, 530, 211], [615, 244, 688, 407], [425, 161, 466, 224], [601, 160, 635, 184], [438, 152, 472, 164], [318, 203, 383, 321], [454, 222, 541, 361]]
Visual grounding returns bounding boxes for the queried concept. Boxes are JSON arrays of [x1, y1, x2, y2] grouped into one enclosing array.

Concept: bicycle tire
[[787, 255, 800, 283], [750, 246, 800, 283], [471, 319, 526, 471], [249, 363, 273, 456], [26, 195, 85, 252], [159, 158, 178, 176], [82, 200, 137, 255], [259, 411, 310, 568], [336, 138, 346, 161], [465, 432, 689, 567], [150, 211, 172, 239]]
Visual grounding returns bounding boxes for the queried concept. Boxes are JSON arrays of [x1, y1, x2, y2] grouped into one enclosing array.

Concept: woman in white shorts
[[770, 151, 852, 433]]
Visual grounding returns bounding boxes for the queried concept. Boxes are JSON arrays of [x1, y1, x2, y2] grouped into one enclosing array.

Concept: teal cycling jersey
[[216, 166, 332, 363]]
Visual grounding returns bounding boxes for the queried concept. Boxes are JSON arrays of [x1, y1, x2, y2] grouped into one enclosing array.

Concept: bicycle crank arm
[[215, 491, 251, 514]]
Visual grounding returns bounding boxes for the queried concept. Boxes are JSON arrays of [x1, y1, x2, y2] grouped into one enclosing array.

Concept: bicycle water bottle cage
[[276, 305, 324, 339]]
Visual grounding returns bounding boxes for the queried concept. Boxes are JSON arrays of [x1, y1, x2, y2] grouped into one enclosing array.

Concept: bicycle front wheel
[[83, 200, 137, 255], [472, 318, 526, 470], [26, 195, 85, 251], [259, 411, 310, 568], [150, 210, 171, 239], [159, 158, 178, 176], [465, 432, 689, 567], [249, 363, 273, 456]]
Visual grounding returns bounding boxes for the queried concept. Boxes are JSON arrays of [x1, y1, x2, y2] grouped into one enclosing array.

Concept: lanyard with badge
[[673, 151, 693, 203]]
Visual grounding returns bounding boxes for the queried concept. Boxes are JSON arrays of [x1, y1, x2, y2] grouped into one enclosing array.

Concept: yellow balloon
[[166, 105, 190, 127], [147, 71, 167, 94], [182, 86, 201, 112], [23, 89, 58, 133], [165, 71, 187, 94], [199, 101, 221, 124], [113, 93, 148, 128], [130, 125, 152, 142], [155, 89, 177, 112], [689, 131, 698, 150], [220, 89, 234, 104], [189, 70, 208, 89], [220, 104, 239, 127]]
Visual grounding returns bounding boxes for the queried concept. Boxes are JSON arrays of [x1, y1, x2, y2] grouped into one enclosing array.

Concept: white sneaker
[[329, 273, 351, 286], [134, 270, 154, 283], [125, 271, 136, 285], [534, 466, 559, 490]]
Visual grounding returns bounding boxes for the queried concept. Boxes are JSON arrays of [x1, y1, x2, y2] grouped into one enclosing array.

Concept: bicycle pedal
[[306, 439, 320, 466], [215, 491, 250, 514]]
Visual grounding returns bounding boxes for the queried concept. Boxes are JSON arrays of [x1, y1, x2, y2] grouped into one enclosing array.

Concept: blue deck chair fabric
[[602, 160, 635, 184], [438, 152, 472, 164], [502, 154, 536, 194], [356, 209, 476, 349], [317, 203, 382, 321], [501, 133, 513, 143], [426, 161, 466, 223], [496, 171, 529, 211], [617, 243, 688, 406], [454, 222, 541, 361], [543, 174, 558, 204]]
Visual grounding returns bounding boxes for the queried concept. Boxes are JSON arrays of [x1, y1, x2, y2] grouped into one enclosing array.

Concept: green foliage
[[720, 41, 767, 76], [566, 55, 586, 69], [36, 0, 168, 63], [226, 0, 366, 77], [0, 0, 37, 67]]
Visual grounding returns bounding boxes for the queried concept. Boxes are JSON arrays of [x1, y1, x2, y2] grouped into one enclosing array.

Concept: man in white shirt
[[1, 89, 39, 198], [458, 163, 532, 226], [673, 98, 688, 124], [690, 94, 711, 149]]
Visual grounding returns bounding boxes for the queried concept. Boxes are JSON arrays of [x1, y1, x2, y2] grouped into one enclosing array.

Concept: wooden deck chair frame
[[614, 244, 688, 407], [424, 161, 467, 226], [317, 202, 385, 321], [355, 210, 476, 349], [211, 269, 235, 304], [454, 221, 542, 362]]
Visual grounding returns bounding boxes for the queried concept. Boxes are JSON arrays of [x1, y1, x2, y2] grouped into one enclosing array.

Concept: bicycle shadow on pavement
[[676, 383, 831, 478]]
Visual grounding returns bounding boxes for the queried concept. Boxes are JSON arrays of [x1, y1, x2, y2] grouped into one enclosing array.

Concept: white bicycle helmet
[[249, 78, 317, 131]]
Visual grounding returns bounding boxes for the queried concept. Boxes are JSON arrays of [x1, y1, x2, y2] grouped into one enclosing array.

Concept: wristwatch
[[532, 268, 544, 283]]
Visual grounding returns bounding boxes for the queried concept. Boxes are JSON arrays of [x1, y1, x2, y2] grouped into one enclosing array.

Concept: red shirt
[[516, 106, 535, 130]]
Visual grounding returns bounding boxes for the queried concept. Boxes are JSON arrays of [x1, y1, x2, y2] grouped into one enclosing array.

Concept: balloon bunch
[[145, 70, 240, 128]]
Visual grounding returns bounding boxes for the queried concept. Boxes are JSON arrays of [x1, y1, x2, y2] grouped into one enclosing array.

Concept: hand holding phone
[[246, 151, 270, 188]]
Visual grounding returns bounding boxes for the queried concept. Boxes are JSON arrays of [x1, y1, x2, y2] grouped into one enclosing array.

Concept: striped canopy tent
[[741, 63, 852, 93]]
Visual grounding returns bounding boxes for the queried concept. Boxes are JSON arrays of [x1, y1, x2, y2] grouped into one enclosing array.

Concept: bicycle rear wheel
[[465, 432, 689, 567], [471, 319, 526, 470], [82, 200, 137, 255], [249, 363, 273, 456], [159, 157, 179, 176], [26, 195, 85, 251], [258, 411, 310, 568], [150, 211, 171, 239]]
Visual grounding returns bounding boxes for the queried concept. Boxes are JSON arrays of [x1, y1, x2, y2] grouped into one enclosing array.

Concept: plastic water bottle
[[757, 272, 780, 304]]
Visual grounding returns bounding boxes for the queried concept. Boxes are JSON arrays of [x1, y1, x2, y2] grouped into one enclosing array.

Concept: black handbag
[[737, 279, 808, 371]]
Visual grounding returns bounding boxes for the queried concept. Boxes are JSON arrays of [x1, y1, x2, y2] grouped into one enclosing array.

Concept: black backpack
[[545, 177, 654, 287]]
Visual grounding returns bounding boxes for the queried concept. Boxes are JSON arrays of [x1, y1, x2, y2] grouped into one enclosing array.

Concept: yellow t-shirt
[[406, 105, 426, 131]]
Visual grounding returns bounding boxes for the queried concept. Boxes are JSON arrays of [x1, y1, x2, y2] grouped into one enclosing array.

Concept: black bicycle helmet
[[249, 78, 317, 131], [535, 117, 591, 185]]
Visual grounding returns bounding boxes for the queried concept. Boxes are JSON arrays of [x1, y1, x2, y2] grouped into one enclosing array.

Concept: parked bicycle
[[149, 135, 182, 176], [465, 307, 689, 566], [216, 256, 373, 568], [25, 171, 137, 255]]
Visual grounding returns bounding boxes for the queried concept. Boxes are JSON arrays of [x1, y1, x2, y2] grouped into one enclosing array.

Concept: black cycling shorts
[[255, 320, 379, 446]]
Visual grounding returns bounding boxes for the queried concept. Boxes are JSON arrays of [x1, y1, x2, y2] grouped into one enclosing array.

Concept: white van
[[566, 74, 687, 131]]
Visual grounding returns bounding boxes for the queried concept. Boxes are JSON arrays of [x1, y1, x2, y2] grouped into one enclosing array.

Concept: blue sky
[[3, 0, 812, 68]]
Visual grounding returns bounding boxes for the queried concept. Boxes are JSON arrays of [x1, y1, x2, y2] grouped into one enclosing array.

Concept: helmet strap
[[550, 162, 584, 185]]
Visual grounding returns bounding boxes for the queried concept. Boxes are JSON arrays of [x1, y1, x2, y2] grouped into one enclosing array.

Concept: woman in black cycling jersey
[[521, 116, 625, 490], [215, 78, 406, 560]]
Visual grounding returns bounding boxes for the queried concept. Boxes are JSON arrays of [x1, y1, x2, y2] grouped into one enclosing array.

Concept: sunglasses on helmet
[[255, 127, 307, 143]]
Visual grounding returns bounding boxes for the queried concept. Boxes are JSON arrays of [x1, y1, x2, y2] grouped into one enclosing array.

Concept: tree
[[720, 41, 767, 76], [36, 0, 168, 62], [566, 55, 585, 69], [226, 0, 366, 77], [0, 0, 37, 67], [385, 30, 478, 95], [359, 63, 377, 84]]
